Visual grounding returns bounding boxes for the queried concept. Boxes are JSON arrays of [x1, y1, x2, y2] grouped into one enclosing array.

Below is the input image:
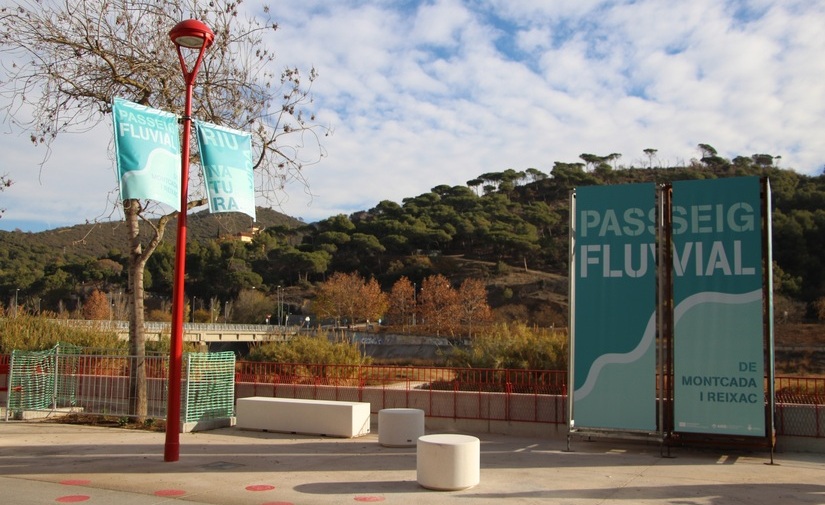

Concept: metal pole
[[412, 283, 416, 327], [566, 190, 576, 451], [164, 72, 194, 461], [165, 20, 212, 462]]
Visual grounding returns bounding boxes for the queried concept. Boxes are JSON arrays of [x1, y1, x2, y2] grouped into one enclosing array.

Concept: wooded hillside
[[1, 147, 824, 326]]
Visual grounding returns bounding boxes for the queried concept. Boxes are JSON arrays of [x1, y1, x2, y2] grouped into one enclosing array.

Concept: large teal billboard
[[672, 176, 767, 436], [572, 183, 657, 431]]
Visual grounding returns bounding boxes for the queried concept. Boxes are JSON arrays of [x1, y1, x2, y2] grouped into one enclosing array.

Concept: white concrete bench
[[236, 396, 371, 438]]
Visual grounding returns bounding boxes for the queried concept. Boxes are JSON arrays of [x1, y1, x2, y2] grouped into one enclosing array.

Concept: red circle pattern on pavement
[[51, 480, 387, 504], [59, 480, 91, 486], [55, 496, 90, 503], [154, 489, 187, 497], [245, 484, 276, 491]]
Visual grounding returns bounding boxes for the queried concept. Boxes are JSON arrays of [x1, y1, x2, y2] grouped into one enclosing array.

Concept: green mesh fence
[[5, 343, 83, 418], [182, 351, 235, 423], [4, 346, 235, 426]]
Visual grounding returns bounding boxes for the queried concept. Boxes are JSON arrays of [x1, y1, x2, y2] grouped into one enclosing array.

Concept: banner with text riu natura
[[196, 121, 255, 220]]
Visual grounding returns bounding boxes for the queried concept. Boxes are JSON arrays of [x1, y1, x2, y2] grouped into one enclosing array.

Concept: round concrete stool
[[378, 408, 424, 447], [416, 434, 480, 491]]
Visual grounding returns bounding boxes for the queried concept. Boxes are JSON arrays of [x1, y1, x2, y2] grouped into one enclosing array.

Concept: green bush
[[247, 334, 371, 366], [446, 322, 567, 370]]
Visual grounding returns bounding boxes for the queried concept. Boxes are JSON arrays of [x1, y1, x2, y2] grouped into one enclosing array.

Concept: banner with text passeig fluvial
[[196, 121, 255, 220], [572, 183, 657, 431], [112, 98, 181, 210], [672, 176, 766, 436]]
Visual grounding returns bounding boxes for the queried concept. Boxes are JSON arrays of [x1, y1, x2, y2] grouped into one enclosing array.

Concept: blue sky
[[1, 0, 824, 232]]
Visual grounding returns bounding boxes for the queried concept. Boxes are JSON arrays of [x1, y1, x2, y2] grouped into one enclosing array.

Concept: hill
[[1, 153, 824, 346], [2, 154, 824, 373], [425, 255, 569, 327], [0, 207, 302, 259]]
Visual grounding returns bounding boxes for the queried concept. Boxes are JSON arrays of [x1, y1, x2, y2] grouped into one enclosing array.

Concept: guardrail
[[776, 375, 825, 404], [2, 355, 823, 438], [234, 362, 825, 437], [234, 361, 568, 425]]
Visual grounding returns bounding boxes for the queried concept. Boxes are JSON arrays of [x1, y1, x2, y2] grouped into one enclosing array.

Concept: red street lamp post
[[165, 19, 214, 463]]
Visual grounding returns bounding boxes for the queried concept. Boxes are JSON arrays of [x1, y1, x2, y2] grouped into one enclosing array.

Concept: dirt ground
[[774, 323, 825, 375], [49, 413, 167, 432], [775, 323, 824, 345]]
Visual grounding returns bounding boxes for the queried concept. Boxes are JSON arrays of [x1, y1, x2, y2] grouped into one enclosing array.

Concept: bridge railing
[[49, 319, 278, 333]]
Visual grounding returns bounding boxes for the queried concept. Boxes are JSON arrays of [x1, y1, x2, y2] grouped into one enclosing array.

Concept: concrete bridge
[[53, 320, 454, 361]]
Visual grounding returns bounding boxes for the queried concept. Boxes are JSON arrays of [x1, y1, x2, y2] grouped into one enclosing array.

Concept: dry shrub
[[0, 315, 123, 353], [447, 322, 567, 370]]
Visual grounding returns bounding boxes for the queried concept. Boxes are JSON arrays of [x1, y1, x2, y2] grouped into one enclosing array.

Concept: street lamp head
[[169, 19, 214, 50]]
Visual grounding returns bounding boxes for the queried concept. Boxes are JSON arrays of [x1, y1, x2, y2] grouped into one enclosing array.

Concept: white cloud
[[412, 0, 473, 48], [0, 123, 119, 229], [2, 0, 824, 231]]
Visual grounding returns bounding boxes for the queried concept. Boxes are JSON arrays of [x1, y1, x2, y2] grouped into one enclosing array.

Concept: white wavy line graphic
[[575, 310, 656, 400], [122, 148, 178, 176], [574, 289, 762, 401], [121, 148, 179, 202], [674, 289, 762, 324]]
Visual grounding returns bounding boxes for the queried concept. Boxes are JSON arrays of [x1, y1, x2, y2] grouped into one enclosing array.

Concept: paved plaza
[[1, 420, 824, 505]]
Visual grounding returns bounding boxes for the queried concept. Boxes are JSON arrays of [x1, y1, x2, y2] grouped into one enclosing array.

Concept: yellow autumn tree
[[387, 276, 416, 331], [359, 276, 389, 325], [314, 272, 388, 327], [83, 289, 111, 321], [457, 278, 493, 337], [418, 274, 460, 336]]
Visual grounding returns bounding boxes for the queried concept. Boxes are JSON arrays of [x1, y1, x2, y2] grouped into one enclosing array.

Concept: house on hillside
[[221, 226, 261, 243]]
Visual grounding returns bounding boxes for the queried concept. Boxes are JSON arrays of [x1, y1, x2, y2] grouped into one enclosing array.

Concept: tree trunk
[[123, 199, 173, 422], [126, 200, 148, 421]]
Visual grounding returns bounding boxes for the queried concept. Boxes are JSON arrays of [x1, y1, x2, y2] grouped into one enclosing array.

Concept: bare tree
[[0, 0, 327, 418]]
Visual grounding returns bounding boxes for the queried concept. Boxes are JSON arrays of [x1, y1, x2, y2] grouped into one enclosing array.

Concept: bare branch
[[0, 0, 330, 395]]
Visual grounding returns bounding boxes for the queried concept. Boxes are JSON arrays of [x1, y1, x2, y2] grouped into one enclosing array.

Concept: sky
[[1, 0, 824, 232]]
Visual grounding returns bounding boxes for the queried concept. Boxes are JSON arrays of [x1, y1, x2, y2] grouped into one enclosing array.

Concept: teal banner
[[672, 177, 766, 436], [112, 98, 181, 210], [196, 122, 256, 220], [572, 183, 657, 431]]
